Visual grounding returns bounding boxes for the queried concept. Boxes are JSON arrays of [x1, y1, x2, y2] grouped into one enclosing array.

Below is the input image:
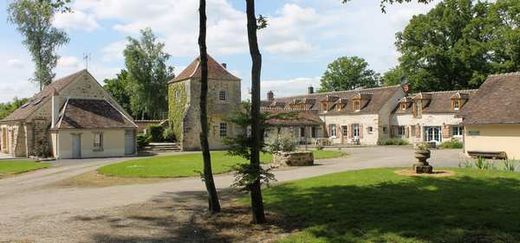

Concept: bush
[[137, 134, 151, 149], [268, 135, 297, 153], [439, 139, 463, 149], [378, 138, 409, 146], [162, 128, 176, 142], [148, 125, 164, 142]]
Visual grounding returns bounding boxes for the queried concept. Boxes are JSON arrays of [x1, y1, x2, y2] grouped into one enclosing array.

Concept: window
[[398, 126, 406, 136], [352, 124, 360, 137], [321, 103, 328, 111], [400, 103, 407, 110], [368, 126, 373, 133], [411, 125, 416, 137], [219, 123, 227, 137], [329, 124, 337, 137], [219, 91, 227, 101], [311, 127, 317, 138], [353, 100, 361, 111], [342, 126, 348, 136], [93, 133, 103, 151], [452, 126, 464, 136], [383, 127, 387, 134], [300, 127, 306, 137], [452, 99, 461, 111]]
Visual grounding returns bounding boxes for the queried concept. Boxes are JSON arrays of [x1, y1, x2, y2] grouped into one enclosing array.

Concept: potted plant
[[414, 142, 432, 174]]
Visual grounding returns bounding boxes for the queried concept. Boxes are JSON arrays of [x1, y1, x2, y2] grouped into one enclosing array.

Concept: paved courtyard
[[0, 146, 462, 242]]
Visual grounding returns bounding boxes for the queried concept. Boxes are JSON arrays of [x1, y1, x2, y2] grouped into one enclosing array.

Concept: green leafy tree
[[7, 0, 71, 91], [124, 28, 174, 120], [198, 0, 221, 214], [0, 97, 29, 120], [319, 56, 380, 92], [382, 66, 405, 86], [103, 70, 132, 117], [395, 0, 519, 91]]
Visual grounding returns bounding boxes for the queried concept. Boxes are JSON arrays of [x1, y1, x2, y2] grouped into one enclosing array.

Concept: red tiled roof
[[1, 70, 87, 122], [395, 89, 478, 115], [169, 55, 240, 83], [56, 99, 137, 129], [459, 72, 520, 125]]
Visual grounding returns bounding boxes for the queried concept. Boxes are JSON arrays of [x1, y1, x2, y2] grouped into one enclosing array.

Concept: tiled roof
[[395, 89, 478, 115], [1, 70, 87, 122], [56, 99, 137, 129], [262, 85, 403, 115], [169, 55, 240, 83], [264, 109, 323, 126], [459, 72, 520, 125]]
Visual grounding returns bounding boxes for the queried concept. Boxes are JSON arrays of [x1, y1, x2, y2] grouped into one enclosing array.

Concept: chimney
[[267, 90, 274, 102], [51, 88, 60, 128], [221, 63, 227, 69], [308, 86, 314, 94]]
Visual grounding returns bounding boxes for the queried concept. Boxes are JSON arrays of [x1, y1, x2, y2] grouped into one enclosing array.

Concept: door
[[125, 130, 136, 155], [424, 126, 441, 143], [72, 134, 81, 159], [1, 128, 6, 152]]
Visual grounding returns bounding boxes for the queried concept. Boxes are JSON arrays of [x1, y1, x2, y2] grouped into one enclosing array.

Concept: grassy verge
[[0, 160, 50, 178], [256, 168, 520, 242], [98, 150, 345, 178]]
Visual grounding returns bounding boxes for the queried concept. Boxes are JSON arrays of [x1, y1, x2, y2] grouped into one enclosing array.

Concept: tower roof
[[169, 55, 240, 83]]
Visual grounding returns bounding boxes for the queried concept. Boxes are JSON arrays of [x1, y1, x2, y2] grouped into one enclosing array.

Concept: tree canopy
[[319, 56, 380, 92], [7, 0, 70, 91], [103, 70, 132, 117], [0, 97, 29, 120], [395, 0, 519, 91], [124, 28, 174, 120]]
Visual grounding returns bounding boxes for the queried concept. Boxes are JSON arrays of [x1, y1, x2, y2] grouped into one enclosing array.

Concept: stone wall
[[272, 151, 314, 167], [391, 113, 463, 144], [322, 114, 380, 145]]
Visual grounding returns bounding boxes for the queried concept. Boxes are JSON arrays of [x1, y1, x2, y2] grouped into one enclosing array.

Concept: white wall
[[55, 129, 131, 159], [465, 124, 520, 159]]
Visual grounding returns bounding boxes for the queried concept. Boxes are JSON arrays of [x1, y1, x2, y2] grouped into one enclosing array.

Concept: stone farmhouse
[[459, 72, 520, 159], [168, 55, 241, 151], [0, 70, 138, 159]]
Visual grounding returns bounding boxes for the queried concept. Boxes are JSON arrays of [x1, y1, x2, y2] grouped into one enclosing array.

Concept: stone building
[[459, 72, 520, 159], [168, 55, 241, 151], [391, 90, 477, 145], [0, 70, 137, 159]]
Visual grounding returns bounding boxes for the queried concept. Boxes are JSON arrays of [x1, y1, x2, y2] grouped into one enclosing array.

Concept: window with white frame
[[93, 132, 103, 151], [219, 90, 227, 101], [398, 126, 406, 136], [219, 123, 228, 137], [452, 126, 464, 136], [329, 124, 337, 137], [352, 124, 360, 137]]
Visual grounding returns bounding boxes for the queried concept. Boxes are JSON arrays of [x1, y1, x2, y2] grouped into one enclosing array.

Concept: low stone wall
[[272, 151, 314, 167]]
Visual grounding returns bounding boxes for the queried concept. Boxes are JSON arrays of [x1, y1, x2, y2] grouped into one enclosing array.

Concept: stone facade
[[272, 151, 314, 167]]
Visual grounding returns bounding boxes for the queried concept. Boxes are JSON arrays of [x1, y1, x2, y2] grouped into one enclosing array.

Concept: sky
[[0, 0, 440, 103]]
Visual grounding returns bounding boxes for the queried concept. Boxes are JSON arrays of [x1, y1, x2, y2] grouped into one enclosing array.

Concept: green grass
[[98, 150, 345, 178], [0, 160, 50, 177], [257, 168, 520, 242]]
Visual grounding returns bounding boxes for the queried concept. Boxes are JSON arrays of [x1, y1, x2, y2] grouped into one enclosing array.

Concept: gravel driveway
[[0, 146, 462, 242]]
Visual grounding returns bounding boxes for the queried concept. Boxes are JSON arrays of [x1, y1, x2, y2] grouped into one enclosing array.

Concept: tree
[[382, 66, 405, 86], [395, 0, 519, 91], [7, 0, 71, 91], [0, 97, 29, 120], [103, 70, 132, 117], [198, 0, 221, 214], [319, 56, 380, 92], [245, 0, 268, 224], [124, 28, 174, 120]]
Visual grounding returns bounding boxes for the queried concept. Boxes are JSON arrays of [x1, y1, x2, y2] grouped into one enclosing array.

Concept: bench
[[467, 151, 508, 160]]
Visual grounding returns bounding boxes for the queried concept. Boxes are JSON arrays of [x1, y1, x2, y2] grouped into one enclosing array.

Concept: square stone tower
[[168, 55, 241, 151]]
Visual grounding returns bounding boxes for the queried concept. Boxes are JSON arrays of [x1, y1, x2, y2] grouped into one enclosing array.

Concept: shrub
[[474, 157, 495, 170], [268, 135, 297, 153], [148, 125, 164, 142], [378, 138, 409, 146], [503, 159, 518, 172], [162, 128, 176, 142], [439, 139, 463, 149], [137, 134, 151, 149]]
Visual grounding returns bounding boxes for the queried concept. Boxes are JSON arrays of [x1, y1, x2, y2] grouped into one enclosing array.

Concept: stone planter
[[414, 149, 433, 174], [272, 151, 314, 167]]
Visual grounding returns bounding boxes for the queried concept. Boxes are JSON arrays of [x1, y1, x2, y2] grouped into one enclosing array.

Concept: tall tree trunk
[[245, 0, 266, 224], [198, 0, 221, 214]]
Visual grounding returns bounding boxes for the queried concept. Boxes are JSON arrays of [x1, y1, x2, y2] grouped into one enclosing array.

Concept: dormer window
[[353, 100, 361, 111], [400, 103, 407, 111], [451, 99, 462, 111], [219, 90, 226, 101], [321, 102, 328, 111]]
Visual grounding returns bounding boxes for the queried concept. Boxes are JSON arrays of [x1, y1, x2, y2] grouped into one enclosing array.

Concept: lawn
[[258, 168, 520, 242], [98, 150, 345, 178], [0, 160, 50, 178]]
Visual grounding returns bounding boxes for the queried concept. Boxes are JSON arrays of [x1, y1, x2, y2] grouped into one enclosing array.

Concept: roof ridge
[[413, 89, 479, 95], [271, 85, 401, 100], [488, 72, 520, 77]]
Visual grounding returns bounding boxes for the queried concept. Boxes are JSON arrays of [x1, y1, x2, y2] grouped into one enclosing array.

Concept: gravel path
[[0, 147, 462, 242]]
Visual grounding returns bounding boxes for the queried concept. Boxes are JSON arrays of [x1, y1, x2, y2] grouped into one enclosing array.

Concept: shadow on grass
[[263, 171, 520, 242]]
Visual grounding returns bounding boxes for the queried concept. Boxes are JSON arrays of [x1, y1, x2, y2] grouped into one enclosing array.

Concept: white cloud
[[54, 10, 100, 32], [57, 56, 81, 68], [101, 40, 127, 62], [7, 59, 24, 69]]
